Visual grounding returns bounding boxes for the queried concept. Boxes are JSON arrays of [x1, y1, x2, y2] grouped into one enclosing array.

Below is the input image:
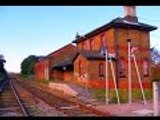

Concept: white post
[[84, 74, 88, 91], [45, 68, 47, 80], [110, 59, 120, 105], [127, 39, 132, 104], [132, 53, 147, 105], [153, 82, 160, 116], [47, 68, 49, 80], [105, 49, 109, 104]]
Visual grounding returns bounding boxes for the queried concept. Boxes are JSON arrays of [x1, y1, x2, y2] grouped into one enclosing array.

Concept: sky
[[0, 6, 160, 73]]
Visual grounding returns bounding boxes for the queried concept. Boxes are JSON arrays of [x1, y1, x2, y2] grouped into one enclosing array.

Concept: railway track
[[12, 78, 111, 116], [0, 80, 29, 116], [0, 80, 44, 116]]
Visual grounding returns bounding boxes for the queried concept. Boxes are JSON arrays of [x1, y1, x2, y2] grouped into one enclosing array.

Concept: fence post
[[153, 82, 160, 116]]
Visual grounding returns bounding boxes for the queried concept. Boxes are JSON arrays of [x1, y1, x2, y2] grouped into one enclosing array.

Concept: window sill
[[99, 75, 105, 77], [144, 75, 149, 77], [119, 76, 126, 78]]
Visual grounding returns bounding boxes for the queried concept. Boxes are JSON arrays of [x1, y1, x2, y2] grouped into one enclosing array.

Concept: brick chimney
[[124, 6, 138, 22]]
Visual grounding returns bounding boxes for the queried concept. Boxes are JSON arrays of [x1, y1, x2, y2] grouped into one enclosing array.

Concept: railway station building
[[34, 6, 157, 89]]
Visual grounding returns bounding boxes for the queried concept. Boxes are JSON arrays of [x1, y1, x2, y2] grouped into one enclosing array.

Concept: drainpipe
[[114, 28, 119, 88]]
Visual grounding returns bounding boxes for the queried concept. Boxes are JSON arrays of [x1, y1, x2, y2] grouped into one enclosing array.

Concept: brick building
[[35, 6, 157, 89], [34, 44, 78, 81], [34, 56, 49, 80]]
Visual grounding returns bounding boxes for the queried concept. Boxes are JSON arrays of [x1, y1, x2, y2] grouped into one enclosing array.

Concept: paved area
[[94, 100, 153, 116]]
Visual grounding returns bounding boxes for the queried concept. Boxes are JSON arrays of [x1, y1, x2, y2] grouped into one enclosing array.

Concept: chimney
[[75, 32, 81, 39], [124, 6, 138, 22]]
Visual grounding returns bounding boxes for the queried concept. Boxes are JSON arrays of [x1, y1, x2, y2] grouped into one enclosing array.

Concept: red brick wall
[[77, 28, 115, 53], [116, 28, 151, 89], [34, 58, 49, 80], [74, 55, 89, 83], [64, 71, 73, 82], [75, 79, 151, 89], [74, 27, 152, 89], [54, 70, 63, 80], [48, 44, 77, 79]]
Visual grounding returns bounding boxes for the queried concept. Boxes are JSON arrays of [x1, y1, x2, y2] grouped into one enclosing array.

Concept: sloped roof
[[52, 60, 73, 69], [78, 50, 116, 60], [52, 50, 79, 69], [47, 43, 76, 57], [79, 50, 105, 60], [72, 17, 157, 43]]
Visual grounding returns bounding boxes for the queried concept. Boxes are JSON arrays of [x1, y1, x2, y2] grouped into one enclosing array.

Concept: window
[[89, 38, 94, 51], [99, 62, 105, 77], [79, 60, 82, 77], [100, 34, 106, 47], [143, 58, 149, 76], [119, 57, 126, 78], [82, 42, 85, 50]]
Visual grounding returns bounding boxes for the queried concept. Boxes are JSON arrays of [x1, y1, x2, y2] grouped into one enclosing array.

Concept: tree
[[20, 55, 39, 76], [151, 47, 160, 81], [151, 47, 160, 64], [0, 54, 8, 81]]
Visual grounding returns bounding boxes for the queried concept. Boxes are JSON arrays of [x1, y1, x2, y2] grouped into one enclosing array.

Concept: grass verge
[[90, 88, 152, 103]]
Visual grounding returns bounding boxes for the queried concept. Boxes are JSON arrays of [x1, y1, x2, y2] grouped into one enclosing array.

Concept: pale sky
[[0, 6, 160, 73]]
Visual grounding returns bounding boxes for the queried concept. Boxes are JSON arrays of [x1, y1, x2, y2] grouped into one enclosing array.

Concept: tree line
[[20, 55, 45, 76]]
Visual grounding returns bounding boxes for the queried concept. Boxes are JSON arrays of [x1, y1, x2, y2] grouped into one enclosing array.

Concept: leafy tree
[[20, 55, 39, 76], [151, 47, 160, 64], [151, 47, 160, 81]]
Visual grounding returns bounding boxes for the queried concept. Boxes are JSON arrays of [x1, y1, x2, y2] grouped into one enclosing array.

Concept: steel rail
[[10, 80, 29, 117], [14, 78, 111, 116]]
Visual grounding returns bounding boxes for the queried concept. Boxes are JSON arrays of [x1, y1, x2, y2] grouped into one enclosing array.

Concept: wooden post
[[110, 59, 120, 105], [132, 53, 147, 105]]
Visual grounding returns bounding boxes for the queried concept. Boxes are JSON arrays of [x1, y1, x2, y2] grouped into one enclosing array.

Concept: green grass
[[35, 79, 49, 85], [90, 88, 152, 103], [18, 74, 49, 85], [19, 74, 32, 79]]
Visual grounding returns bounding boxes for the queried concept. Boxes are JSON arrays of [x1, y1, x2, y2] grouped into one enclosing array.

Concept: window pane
[[119, 58, 126, 78], [90, 39, 94, 51], [101, 34, 106, 47], [143, 59, 148, 76], [99, 62, 104, 76]]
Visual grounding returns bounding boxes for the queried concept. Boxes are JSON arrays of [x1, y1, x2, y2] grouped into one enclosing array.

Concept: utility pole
[[105, 49, 109, 104], [127, 39, 132, 104]]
